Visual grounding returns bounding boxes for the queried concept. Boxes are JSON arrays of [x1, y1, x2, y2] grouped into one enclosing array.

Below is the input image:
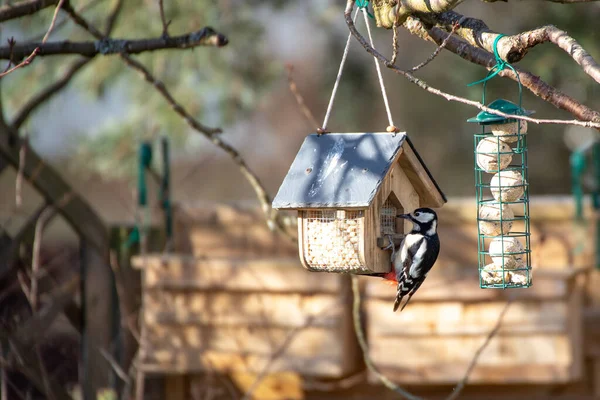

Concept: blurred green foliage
[[2, 0, 295, 177]]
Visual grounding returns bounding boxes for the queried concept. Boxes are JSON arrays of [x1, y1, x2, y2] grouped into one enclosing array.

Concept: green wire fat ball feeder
[[467, 36, 534, 289]]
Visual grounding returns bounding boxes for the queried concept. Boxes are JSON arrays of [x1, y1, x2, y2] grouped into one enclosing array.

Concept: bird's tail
[[393, 271, 414, 312]]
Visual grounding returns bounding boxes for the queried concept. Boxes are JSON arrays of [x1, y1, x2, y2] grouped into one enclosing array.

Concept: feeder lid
[[272, 132, 446, 210], [467, 99, 535, 124]]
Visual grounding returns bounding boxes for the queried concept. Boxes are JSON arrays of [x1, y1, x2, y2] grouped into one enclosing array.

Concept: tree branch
[[158, 0, 171, 38], [445, 300, 512, 400], [64, 7, 297, 242], [514, 25, 600, 84], [12, 0, 126, 129], [0, 27, 228, 61], [403, 18, 600, 125], [420, 11, 600, 84], [350, 276, 422, 400], [0, 0, 58, 23], [0, 0, 66, 79], [344, 1, 600, 129], [408, 18, 462, 72]]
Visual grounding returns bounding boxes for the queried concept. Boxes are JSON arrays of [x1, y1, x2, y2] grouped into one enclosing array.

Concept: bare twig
[[30, 206, 57, 311], [64, 6, 297, 243], [12, 58, 90, 129], [0, 0, 58, 23], [158, 0, 171, 38], [29, 0, 104, 41], [350, 276, 422, 400], [445, 300, 513, 400], [104, 0, 124, 37], [15, 138, 26, 208], [13, 0, 126, 129], [0, 27, 228, 60], [408, 19, 461, 72], [40, 0, 64, 44], [0, 0, 65, 78], [99, 348, 131, 385], [240, 323, 309, 400], [29, 192, 72, 310], [285, 64, 320, 131], [0, 49, 39, 78], [344, 1, 600, 129], [3, 38, 16, 73]]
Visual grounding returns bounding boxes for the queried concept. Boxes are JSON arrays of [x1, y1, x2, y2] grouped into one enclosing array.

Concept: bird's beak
[[396, 213, 411, 220]]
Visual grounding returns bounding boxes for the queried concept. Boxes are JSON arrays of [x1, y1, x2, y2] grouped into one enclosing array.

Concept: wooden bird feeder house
[[273, 132, 446, 274]]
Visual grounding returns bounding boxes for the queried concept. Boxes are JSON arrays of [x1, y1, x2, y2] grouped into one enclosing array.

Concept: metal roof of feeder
[[467, 99, 535, 125], [272, 132, 446, 209]]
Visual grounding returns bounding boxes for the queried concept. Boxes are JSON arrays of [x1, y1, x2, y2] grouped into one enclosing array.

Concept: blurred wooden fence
[[132, 196, 600, 400]]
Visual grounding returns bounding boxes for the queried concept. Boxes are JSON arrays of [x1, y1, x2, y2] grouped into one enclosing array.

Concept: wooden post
[[80, 239, 113, 400]]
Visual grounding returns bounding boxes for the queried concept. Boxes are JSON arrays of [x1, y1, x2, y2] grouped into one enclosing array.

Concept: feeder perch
[[272, 132, 446, 274], [468, 99, 534, 288]]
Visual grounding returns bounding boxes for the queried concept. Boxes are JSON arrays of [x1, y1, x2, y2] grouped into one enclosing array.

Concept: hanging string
[[320, 7, 361, 134], [320, 1, 397, 134], [361, 6, 397, 132]]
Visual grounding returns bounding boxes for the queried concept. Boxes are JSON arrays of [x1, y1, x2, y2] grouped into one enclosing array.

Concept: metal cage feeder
[[468, 99, 534, 289]]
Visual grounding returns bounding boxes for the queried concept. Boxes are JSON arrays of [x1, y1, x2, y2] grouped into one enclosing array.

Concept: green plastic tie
[[355, 0, 374, 19], [467, 35, 513, 87]]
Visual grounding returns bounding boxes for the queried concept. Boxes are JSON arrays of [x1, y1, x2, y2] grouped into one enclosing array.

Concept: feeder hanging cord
[[321, 0, 396, 133]]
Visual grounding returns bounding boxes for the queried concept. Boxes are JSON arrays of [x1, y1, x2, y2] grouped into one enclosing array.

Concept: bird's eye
[[415, 212, 420, 216]]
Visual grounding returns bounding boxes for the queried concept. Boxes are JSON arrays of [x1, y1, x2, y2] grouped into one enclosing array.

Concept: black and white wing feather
[[393, 234, 438, 312]]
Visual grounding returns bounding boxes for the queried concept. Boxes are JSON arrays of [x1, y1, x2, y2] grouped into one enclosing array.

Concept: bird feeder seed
[[478, 202, 514, 236], [488, 236, 526, 269], [490, 170, 526, 202], [481, 263, 529, 285], [304, 214, 363, 270], [476, 137, 513, 173], [489, 120, 528, 143]]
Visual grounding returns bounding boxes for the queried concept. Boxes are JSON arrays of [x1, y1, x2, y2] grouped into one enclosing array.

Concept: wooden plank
[[438, 196, 593, 222], [366, 299, 568, 336], [143, 291, 343, 328], [363, 161, 420, 273], [399, 142, 446, 208], [144, 325, 348, 359], [80, 239, 113, 400], [373, 363, 574, 385], [141, 349, 353, 377], [567, 277, 584, 381], [363, 273, 568, 301], [132, 255, 344, 293], [369, 334, 572, 375]]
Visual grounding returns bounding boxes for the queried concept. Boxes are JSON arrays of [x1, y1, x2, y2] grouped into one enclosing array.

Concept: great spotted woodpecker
[[380, 208, 440, 312]]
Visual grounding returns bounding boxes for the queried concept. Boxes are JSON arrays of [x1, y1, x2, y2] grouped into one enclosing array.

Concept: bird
[[380, 207, 440, 312]]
